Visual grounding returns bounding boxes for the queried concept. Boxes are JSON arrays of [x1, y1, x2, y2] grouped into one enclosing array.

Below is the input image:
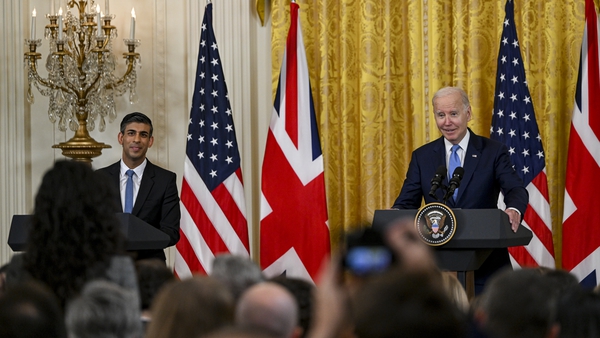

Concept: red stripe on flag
[[235, 167, 244, 185], [211, 181, 249, 251], [180, 179, 229, 255], [523, 203, 554, 256], [531, 171, 550, 204], [508, 245, 539, 268], [587, 0, 600, 138], [284, 3, 299, 148], [175, 230, 205, 275]]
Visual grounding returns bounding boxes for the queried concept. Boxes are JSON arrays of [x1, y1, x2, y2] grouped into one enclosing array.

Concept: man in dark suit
[[392, 87, 528, 292], [98, 112, 180, 262]]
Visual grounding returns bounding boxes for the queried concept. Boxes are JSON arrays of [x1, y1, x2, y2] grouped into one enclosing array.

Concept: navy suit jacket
[[98, 160, 181, 261], [392, 130, 528, 213], [391, 130, 528, 289]]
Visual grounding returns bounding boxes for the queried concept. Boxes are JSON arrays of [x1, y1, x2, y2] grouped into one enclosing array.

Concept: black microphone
[[428, 165, 447, 199], [444, 167, 465, 202]]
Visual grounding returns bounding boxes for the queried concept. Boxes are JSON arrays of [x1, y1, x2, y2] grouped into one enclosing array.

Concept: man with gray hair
[[65, 280, 142, 338], [235, 282, 302, 338], [392, 86, 528, 293], [210, 254, 265, 302]]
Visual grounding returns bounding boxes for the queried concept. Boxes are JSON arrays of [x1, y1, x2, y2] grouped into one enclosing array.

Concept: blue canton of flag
[[491, 1, 544, 187], [187, 11, 241, 190]]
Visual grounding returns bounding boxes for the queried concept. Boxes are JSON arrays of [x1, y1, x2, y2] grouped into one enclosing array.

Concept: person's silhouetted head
[[0, 281, 66, 338]]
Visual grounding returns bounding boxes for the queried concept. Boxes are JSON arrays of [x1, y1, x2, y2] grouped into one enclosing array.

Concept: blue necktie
[[124, 169, 134, 213], [449, 144, 461, 201]]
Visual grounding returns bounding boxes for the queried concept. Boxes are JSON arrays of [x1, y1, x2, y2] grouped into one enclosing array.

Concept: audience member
[[383, 217, 438, 273], [537, 267, 580, 297], [475, 268, 559, 338], [4, 160, 137, 309], [205, 326, 278, 338], [0, 280, 67, 338], [65, 280, 141, 338], [270, 276, 315, 338], [135, 258, 176, 329], [441, 271, 470, 313], [236, 282, 302, 338], [352, 269, 467, 338], [555, 288, 600, 338], [211, 254, 266, 302], [0, 263, 7, 295], [305, 255, 351, 338], [146, 276, 234, 338]]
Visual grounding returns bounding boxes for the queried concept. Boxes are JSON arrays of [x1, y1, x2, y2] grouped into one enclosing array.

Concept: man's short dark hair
[[120, 112, 153, 136]]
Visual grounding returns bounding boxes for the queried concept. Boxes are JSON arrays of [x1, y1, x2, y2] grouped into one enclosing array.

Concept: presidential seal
[[414, 202, 457, 246]]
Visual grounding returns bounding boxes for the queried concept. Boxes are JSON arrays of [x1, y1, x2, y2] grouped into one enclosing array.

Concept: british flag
[[563, 0, 600, 287], [490, 0, 555, 268], [174, 3, 249, 278], [260, 2, 330, 283]]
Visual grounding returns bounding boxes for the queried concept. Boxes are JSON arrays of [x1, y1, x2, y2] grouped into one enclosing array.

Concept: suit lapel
[[430, 137, 450, 203], [106, 162, 123, 212], [432, 137, 447, 170], [133, 160, 155, 215]]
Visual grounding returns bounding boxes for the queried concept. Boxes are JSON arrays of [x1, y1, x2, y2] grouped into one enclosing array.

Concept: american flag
[[490, 0, 555, 268], [174, 3, 249, 278], [563, 0, 600, 287], [260, 2, 330, 283]]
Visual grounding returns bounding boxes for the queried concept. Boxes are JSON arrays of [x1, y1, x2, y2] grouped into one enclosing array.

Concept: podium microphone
[[444, 167, 464, 202], [428, 165, 447, 199]]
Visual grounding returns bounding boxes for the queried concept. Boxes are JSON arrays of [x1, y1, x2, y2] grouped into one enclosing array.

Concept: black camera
[[343, 227, 394, 276]]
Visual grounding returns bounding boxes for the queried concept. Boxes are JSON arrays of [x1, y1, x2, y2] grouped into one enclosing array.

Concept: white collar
[[444, 130, 470, 153], [120, 158, 147, 177]]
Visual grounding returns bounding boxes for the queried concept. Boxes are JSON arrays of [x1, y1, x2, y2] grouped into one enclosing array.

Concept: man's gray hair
[[432, 87, 470, 111], [65, 280, 141, 338]]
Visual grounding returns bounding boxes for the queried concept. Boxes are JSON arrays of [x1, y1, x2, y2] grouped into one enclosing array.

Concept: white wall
[[0, 0, 273, 267]]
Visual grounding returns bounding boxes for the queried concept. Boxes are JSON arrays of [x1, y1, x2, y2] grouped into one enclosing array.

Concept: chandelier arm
[[27, 58, 72, 95], [105, 55, 136, 91]]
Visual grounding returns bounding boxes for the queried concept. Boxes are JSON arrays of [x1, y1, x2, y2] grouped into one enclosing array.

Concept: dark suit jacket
[[392, 130, 528, 212], [392, 130, 528, 289], [98, 160, 181, 261]]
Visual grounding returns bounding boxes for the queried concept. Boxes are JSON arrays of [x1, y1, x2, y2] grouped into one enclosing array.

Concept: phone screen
[[344, 246, 393, 275]]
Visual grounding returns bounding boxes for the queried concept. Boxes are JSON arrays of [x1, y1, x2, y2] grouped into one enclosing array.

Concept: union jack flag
[[490, 0, 555, 268], [260, 2, 330, 283], [563, 0, 600, 287], [174, 3, 249, 278]]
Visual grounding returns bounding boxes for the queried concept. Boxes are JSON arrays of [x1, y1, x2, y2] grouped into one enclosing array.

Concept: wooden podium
[[372, 209, 533, 296], [8, 213, 170, 251]]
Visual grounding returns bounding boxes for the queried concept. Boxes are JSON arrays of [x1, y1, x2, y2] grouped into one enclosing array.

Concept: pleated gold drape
[[270, 0, 586, 267]]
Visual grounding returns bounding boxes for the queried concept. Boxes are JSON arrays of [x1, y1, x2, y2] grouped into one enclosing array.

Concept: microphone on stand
[[428, 165, 447, 199], [444, 167, 464, 203]]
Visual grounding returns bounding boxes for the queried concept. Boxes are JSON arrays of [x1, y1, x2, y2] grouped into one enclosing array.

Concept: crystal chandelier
[[25, 0, 141, 162]]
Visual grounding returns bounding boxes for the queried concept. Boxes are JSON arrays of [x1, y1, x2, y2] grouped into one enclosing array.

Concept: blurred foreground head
[[383, 217, 437, 273], [352, 269, 467, 338], [146, 276, 234, 338], [476, 268, 559, 338]]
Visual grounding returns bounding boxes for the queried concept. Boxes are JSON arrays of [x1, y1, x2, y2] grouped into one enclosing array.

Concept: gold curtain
[[270, 0, 586, 267]]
